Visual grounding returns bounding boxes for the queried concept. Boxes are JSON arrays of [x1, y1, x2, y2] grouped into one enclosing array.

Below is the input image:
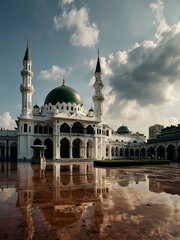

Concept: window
[[24, 123, 27, 133]]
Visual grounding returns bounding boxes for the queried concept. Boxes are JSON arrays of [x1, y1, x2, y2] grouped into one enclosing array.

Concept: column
[[84, 145, 87, 159], [165, 148, 167, 160], [69, 145, 73, 159]]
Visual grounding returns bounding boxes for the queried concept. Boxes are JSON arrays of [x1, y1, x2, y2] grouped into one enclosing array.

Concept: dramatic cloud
[[150, 0, 170, 40], [88, 0, 180, 135], [0, 112, 16, 130], [60, 0, 74, 6], [38, 65, 72, 81], [54, 7, 99, 47]]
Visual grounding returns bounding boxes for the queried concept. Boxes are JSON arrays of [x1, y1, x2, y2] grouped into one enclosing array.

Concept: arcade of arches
[[33, 137, 94, 159], [0, 141, 17, 160], [107, 143, 180, 161]]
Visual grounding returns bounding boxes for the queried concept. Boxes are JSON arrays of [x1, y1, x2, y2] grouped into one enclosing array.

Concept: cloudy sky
[[1, 0, 180, 137]]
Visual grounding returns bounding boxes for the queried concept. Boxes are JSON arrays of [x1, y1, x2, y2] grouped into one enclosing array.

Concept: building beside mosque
[[0, 44, 147, 161]]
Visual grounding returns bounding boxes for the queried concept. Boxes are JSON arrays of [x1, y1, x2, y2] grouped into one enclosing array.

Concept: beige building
[[149, 124, 164, 140]]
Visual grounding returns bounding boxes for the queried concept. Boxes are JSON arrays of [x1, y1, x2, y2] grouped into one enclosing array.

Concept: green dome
[[89, 107, 94, 112], [44, 84, 83, 106], [33, 104, 39, 109], [117, 125, 130, 134]]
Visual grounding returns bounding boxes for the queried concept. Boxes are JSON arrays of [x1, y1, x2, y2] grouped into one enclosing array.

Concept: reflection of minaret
[[93, 51, 104, 121], [17, 163, 34, 239]]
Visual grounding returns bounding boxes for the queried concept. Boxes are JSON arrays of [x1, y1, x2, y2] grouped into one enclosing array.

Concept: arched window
[[60, 123, 70, 133], [44, 125, 48, 134], [49, 126, 53, 134], [34, 138, 42, 145], [72, 122, 83, 134], [34, 125, 38, 133], [87, 125, 94, 134], [24, 123, 28, 133]]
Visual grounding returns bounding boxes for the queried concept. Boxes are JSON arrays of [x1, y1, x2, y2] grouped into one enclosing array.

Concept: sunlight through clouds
[[54, 6, 99, 47]]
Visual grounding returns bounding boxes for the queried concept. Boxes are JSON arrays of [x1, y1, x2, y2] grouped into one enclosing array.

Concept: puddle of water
[[0, 161, 180, 240]]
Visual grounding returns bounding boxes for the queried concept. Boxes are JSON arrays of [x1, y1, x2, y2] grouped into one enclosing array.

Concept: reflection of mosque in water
[[0, 162, 107, 239], [0, 161, 180, 239]]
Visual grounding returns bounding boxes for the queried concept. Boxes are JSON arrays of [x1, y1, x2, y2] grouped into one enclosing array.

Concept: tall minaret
[[20, 42, 34, 118], [93, 51, 104, 121]]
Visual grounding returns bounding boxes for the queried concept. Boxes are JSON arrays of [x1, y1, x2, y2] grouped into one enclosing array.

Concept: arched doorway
[[73, 138, 84, 158], [125, 148, 129, 158], [148, 147, 156, 159], [130, 149, 134, 158], [115, 147, 119, 157], [135, 149, 139, 159], [0, 142, 5, 159], [87, 140, 94, 158], [167, 144, 175, 161], [10, 142, 17, 160], [177, 146, 180, 162], [141, 148, 146, 159], [60, 138, 70, 158], [44, 139, 53, 159], [157, 146, 165, 159]]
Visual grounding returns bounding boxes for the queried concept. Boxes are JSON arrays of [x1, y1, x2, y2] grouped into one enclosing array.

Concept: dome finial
[[62, 75, 65, 86]]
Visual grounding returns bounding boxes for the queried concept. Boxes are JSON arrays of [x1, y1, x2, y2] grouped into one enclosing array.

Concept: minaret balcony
[[93, 94, 104, 101], [20, 84, 34, 93], [21, 70, 33, 77]]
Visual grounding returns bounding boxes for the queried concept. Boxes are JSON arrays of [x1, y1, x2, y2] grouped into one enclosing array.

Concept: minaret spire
[[23, 40, 31, 62], [95, 48, 101, 74]]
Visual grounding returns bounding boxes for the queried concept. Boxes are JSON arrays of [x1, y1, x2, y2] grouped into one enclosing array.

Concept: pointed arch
[[60, 123, 70, 133], [130, 149, 134, 158], [73, 138, 84, 158], [44, 138, 53, 159], [167, 144, 175, 161], [34, 138, 42, 145], [157, 145, 165, 159], [24, 123, 28, 132], [72, 122, 83, 134], [125, 148, 129, 158], [0, 142, 5, 158], [60, 138, 70, 158], [115, 147, 119, 157], [87, 139, 94, 158], [87, 125, 94, 134], [10, 142, 17, 160], [141, 147, 146, 159], [147, 147, 155, 159]]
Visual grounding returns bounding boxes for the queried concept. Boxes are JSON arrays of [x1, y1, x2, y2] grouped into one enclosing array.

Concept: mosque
[[0, 44, 146, 161]]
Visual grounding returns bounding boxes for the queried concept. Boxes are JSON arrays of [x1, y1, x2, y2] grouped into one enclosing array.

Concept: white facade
[[0, 45, 146, 161]]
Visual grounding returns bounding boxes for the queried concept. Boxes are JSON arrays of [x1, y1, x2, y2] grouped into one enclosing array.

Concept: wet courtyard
[[0, 161, 180, 240]]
